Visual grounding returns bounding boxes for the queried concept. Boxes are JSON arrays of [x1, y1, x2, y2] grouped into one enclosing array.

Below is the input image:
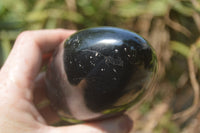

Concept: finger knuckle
[[16, 31, 34, 42]]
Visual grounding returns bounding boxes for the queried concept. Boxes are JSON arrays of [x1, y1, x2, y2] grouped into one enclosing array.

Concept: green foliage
[[171, 41, 190, 57], [116, 0, 198, 17], [118, 0, 174, 17], [154, 112, 179, 133], [0, 31, 12, 64], [139, 102, 151, 114]]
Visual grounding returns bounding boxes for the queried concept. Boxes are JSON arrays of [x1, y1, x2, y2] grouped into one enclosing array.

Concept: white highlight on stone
[[113, 68, 117, 73], [101, 68, 105, 71], [124, 48, 127, 52], [98, 39, 119, 45]]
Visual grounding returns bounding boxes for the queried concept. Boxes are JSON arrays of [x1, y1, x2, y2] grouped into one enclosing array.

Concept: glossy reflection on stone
[[45, 27, 157, 122]]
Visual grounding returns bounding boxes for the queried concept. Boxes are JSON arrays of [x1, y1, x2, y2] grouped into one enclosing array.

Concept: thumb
[[44, 115, 133, 133]]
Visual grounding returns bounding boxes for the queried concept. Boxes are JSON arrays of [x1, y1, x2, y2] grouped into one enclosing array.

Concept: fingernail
[[119, 115, 133, 133]]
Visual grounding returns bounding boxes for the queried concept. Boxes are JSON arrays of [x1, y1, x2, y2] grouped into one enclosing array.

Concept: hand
[[0, 29, 133, 133]]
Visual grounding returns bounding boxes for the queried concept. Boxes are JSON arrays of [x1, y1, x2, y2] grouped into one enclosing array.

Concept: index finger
[[0, 29, 75, 99]]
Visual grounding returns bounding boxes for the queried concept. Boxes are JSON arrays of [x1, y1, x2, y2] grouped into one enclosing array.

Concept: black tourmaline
[[45, 27, 157, 122]]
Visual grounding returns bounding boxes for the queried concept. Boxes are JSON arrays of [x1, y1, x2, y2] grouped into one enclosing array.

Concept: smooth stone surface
[[45, 27, 157, 122]]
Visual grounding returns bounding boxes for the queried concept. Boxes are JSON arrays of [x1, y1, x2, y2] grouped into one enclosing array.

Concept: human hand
[[0, 29, 133, 133]]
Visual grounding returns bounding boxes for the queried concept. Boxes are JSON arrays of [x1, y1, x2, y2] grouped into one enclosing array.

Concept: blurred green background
[[0, 0, 200, 132]]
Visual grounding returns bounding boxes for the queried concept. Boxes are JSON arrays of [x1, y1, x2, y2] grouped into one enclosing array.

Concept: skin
[[0, 29, 133, 133]]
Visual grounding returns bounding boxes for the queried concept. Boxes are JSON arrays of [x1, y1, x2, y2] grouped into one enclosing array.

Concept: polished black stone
[[63, 27, 157, 112], [45, 27, 157, 121]]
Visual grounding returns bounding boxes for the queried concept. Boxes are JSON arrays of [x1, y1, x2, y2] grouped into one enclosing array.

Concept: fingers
[[0, 29, 75, 100], [33, 72, 48, 105], [44, 115, 133, 133], [33, 72, 60, 124]]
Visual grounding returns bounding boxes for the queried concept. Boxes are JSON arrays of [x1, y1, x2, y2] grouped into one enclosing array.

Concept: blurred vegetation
[[0, 0, 200, 132]]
